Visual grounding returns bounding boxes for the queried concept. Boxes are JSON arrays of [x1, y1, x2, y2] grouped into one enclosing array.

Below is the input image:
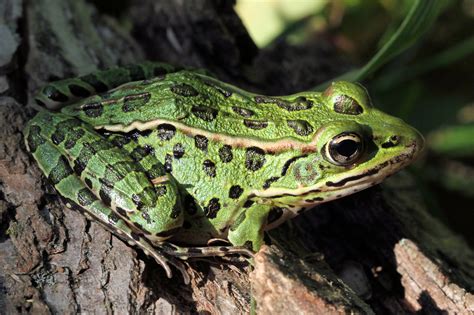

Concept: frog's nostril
[[381, 135, 400, 149]]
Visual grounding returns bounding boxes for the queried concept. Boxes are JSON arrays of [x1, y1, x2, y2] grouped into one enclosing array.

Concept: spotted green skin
[[24, 63, 424, 281]]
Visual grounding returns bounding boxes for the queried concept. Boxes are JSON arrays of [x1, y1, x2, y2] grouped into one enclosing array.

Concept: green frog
[[24, 62, 424, 283]]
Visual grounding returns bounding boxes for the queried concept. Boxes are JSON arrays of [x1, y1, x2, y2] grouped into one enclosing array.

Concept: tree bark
[[0, 0, 472, 314]]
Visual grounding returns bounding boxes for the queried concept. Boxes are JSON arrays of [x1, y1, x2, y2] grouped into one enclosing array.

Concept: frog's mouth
[[253, 139, 421, 205]]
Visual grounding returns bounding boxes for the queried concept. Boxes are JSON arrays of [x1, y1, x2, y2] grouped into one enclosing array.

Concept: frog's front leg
[[24, 110, 190, 281], [227, 202, 273, 251]]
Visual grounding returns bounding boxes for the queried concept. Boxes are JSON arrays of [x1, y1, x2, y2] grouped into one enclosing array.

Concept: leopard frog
[[24, 62, 424, 283]]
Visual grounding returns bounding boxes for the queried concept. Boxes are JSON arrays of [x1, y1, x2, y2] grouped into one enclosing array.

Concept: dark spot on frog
[[229, 185, 244, 199], [84, 177, 93, 189], [194, 135, 208, 151], [80, 73, 109, 93], [82, 102, 104, 118], [183, 194, 198, 215], [170, 201, 181, 219], [170, 83, 199, 97], [232, 106, 254, 117], [204, 198, 221, 218], [287, 120, 313, 136], [69, 84, 91, 97], [49, 156, 74, 185], [77, 188, 96, 207], [218, 145, 233, 163], [142, 211, 152, 225], [43, 86, 69, 103], [243, 200, 254, 208], [263, 177, 280, 189], [164, 154, 173, 173], [254, 95, 313, 111], [333, 95, 363, 115], [157, 124, 176, 141], [124, 64, 146, 81], [122, 92, 152, 112], [109, 212, 120, 223], [191, 105, 218, 122], [244, 119, 268, 130], [203, 159, 216, 177], [245, 147, 266, 171], [173, 143, 185, 159], [131, 232, 140, 241], [305, 197, 323, 203]]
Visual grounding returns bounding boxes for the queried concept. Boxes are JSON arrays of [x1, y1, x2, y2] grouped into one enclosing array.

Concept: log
[[0, 0, 472, 313]]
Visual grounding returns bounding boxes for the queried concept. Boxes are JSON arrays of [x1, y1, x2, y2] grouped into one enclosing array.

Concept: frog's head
[[257, 81, 424, 210]]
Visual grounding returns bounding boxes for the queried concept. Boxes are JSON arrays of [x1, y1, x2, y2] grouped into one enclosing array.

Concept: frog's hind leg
[[160, 243, 254, 260], [35, 61, 183, 109], [24, 111, 190, 282]]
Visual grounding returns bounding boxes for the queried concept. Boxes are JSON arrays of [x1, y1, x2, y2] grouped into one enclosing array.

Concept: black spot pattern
[[155, 185, 167, 197], [173, 143, 185, 159], [263, 177, 280, 189], [77, 188, 97, 207], [82, 102, 104, 118], [254, 95, 313, 111], [204, 198, 221, 218], [333, 95, 363, 115], [49, 156, 74, 185], [194, 135, 208, 151], [157, 124, 176, 141], [191, 105, 218, 122], [243, 200, 254, 208], [267, 207, 284, 224], [69, 84, 91, 97], [99, 183, 113, 207], [43, 86, 69, 103], [84, 177, 93, 188], [281, 155, 307, 176], [183, 194, 198, 215], [218, 145, 233, 163], [287, 120, 314, 136], [26, 125, 46, 153], [164, 154, 173, 173], [244, 119, 268, 130], [229, 185, 243, 199], [245, 147, 266, 171], [122, 92, 151, 112], [125, 64, 146, 81], [170, 83, 199, 97], [232, 106, 254, 117], [203, 160, 216, 177], [169, 200, 181, 219], [80, 74, 109, 93], [64, 129, 85, 149]]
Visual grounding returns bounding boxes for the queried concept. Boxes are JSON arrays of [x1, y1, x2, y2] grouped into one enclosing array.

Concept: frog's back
[[61, 70, 326, 147]]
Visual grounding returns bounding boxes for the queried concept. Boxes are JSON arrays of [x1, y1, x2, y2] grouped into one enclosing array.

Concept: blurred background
[[235, 0, 474, 246], [91, 0, 474, 246]]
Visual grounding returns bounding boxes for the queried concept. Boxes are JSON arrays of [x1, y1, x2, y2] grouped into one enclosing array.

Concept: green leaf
[[315, 0, 449, 89], [428, 124, 474, 157]]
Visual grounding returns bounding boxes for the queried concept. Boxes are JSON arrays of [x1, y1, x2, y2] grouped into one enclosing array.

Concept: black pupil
[[335, 139, 359, 157]]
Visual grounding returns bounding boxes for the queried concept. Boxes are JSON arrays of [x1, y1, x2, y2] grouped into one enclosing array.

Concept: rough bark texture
[[0, 0, 472, 314]]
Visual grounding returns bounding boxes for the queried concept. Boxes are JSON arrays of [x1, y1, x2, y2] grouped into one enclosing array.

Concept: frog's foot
[[161, 243, 254, 259]]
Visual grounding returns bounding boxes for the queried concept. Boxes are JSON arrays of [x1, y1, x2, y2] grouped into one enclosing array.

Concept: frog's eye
[[325, 132, 364, 166]]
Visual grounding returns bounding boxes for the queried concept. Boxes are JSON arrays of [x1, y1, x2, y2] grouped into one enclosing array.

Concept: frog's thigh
[[25, 111, 184, 237], [227, 204, 271, 251]]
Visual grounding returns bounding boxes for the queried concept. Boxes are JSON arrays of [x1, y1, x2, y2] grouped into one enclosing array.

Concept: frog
[[24, 62, 424, 283]]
